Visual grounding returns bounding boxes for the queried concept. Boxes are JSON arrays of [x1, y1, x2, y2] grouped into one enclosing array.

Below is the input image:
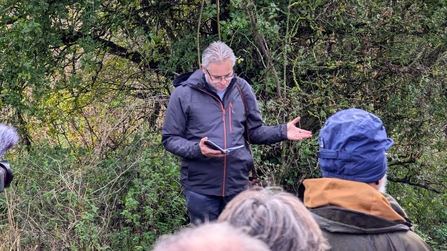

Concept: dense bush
[[1, 133, 187, 250], [0, 0, 446, 250]]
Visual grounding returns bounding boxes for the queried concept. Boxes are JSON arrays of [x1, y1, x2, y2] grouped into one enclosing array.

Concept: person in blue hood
[[298, 108, 432, 251], [162, 41, 312, 225]]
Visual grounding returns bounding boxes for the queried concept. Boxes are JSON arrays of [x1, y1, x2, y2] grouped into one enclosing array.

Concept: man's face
[[202, 59, 234, 91]]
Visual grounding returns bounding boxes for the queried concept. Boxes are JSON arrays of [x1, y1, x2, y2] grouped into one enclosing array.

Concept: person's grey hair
[[202, 41, 236, 69], [218, 187, 330, 251], [0, 124, 19, 157], [151, 221, 271, 251]]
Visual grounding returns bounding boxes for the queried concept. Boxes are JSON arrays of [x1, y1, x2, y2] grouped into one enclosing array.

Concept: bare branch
[[388, 177, 441, 194]]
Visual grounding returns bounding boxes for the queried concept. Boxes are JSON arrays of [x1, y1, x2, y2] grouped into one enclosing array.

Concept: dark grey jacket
[[298, 180, 433, 251], [310, 206, 433, 251], [162, 70, 287, 197]]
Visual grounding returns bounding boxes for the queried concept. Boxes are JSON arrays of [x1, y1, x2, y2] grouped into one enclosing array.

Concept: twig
[[388, 177, 441, 194]]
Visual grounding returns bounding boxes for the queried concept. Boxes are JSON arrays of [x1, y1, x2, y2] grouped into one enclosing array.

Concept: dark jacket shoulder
[[310, 207, 432, 251]]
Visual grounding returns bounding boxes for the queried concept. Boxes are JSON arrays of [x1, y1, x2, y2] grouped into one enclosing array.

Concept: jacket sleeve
[[239, 79, 287, 144], [162, 87, 203, 159]]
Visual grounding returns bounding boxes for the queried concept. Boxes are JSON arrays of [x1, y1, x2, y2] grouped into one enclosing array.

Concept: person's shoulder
[[233, 77, 254, 96], [175, 70, 204, 86], [399, 230, 433, 251], [173, 72, 194, 87], [234, 76, 250, 87]]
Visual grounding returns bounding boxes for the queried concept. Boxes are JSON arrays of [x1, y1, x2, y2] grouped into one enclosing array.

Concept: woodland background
[[0, 0, 446, 250]]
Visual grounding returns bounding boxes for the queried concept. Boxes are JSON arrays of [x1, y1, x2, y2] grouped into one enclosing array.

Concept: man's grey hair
[[201, 41, 236, 69], [218, 187, 330, 251], [151, 221, 271, 251], [0, 124, 19, 157]]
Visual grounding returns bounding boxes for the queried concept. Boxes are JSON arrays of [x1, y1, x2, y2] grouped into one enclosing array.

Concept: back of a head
[[218, 187, 330, 251], [318, 108, 394, 183], [0, 124, 19, 157], [201, 41, 236, 69], [151, 221, 271, 251], [0, 124, 19, 192]]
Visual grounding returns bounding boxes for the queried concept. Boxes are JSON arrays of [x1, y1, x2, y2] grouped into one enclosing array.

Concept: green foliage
[[1, 133, 186, 250], [111, 138, 187, 250]]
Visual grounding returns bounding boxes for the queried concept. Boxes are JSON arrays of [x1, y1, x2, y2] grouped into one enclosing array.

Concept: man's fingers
[[291, 117, 301, 124]]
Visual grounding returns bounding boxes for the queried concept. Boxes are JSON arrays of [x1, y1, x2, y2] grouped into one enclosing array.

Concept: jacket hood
[[310, 206, 410, 234], [172, 70, 207, 88], [303, 178, 406, 222], [172, 69, 239, 95], [318, 108, 393, 183]]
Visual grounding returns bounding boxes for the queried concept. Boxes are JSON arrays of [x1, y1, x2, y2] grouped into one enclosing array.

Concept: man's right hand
[[200, 137, 229, 158]]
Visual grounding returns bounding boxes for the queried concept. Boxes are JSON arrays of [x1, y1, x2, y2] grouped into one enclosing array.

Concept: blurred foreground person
[[299, 108, 432, 251], [151, 221, 271, 251], [218, 186, 330, 251], [0, 124, 19, 193]]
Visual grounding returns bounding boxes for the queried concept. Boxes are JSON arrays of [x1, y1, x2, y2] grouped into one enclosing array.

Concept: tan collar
[[303, 178, 405, 222]]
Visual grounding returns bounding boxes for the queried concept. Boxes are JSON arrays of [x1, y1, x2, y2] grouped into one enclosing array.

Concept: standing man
[[298, 108, 432, 250], [162, 41, 312, 225]]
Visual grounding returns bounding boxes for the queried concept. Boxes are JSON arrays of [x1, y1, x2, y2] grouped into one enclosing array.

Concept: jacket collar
[[172, 69, 237, 94], [302, 178, 406, 222]]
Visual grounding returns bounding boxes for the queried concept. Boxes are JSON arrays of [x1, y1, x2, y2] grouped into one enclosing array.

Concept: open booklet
[[205, 140, 244, 154]]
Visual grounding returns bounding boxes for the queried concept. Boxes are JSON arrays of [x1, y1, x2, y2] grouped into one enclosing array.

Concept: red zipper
[[198, 88, 228, 197], [229, 103, 233, 132]]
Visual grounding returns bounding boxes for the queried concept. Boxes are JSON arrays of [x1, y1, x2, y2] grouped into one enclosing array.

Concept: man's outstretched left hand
[[286, 117, 312, 140]]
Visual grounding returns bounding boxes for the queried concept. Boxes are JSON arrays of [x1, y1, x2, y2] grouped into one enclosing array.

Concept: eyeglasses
[[205, 68, 234, 84]]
